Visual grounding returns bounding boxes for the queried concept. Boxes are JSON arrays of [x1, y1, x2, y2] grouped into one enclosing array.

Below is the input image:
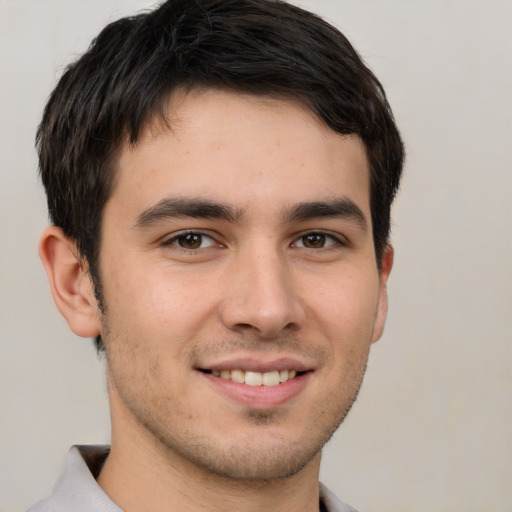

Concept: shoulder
[[23, 445, 119, 512], [24, 498, 50, 512], [320, 482, 359, 512]]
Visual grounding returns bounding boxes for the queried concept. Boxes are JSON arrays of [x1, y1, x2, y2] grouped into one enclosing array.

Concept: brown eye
[[301, 233, 327, 248], [165, 232, 217, 250], [177, 233, 203, 249], [294, 232, 341, 249]]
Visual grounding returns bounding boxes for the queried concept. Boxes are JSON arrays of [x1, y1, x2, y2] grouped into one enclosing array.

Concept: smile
[[199, 363, 312, 407], [204, 369, 299, 386]]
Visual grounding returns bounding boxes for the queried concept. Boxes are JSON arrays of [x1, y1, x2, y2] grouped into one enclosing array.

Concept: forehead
[[108, 88, 370, 219]]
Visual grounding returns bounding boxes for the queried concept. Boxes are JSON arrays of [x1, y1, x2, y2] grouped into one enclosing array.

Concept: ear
[[371, 244, 394, 343], [39, 226, 101, 338]]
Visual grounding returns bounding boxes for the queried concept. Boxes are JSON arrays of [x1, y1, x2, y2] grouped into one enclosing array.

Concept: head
[[37, 0, 404, 488], [37, 0, 404, 353]]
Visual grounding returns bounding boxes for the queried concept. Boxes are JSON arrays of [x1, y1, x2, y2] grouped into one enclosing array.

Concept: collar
[[29, 445, 357, 512]]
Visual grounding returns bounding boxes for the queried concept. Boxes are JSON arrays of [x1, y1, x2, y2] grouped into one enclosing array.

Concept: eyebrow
[[132, 197, 242, 229], [283, 198, 368, 230], [132, 196, 368, 231]]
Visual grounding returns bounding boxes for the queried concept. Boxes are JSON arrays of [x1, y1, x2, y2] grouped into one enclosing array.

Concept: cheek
[[307, 267, 380, 340], [105, 256, 205, 317], [102, 260, 221, 365], [142, 273, 220, 341]]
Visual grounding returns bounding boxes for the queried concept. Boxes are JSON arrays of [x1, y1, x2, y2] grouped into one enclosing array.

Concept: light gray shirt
[[26, 446, 358, 512]]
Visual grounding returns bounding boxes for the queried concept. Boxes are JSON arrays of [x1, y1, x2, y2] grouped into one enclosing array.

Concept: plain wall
[[1, 1, 510, 511]]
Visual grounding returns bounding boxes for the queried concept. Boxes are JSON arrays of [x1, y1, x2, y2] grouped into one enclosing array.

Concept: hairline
[[92, 85, 378, 262]]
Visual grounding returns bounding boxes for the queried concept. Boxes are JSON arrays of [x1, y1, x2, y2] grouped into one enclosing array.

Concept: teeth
[[245, 371, 263, 386], [262, 371, 280, 386], [231, 369, 245, 384], [209, 369, 300, 386]]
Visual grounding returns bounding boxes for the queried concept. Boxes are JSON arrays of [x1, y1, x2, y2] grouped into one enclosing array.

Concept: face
[[94, 89, 391, 481]]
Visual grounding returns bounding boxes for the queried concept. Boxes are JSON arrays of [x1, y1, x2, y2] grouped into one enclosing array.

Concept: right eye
[[163, 231, 218, 251]]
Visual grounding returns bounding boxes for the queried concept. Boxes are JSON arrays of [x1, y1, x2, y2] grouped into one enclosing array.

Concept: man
[[30, 0, 404, 510]]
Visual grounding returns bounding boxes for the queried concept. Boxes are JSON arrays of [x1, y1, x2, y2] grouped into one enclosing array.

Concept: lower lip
[[201, 371, 311, 408]]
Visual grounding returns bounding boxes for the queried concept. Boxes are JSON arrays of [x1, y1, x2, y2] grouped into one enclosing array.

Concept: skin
[[40, 89, 393, 512]]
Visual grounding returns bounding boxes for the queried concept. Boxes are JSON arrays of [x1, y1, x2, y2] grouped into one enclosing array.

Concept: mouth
[[200, 368, 301, 386], [196, 358, 314, 407]]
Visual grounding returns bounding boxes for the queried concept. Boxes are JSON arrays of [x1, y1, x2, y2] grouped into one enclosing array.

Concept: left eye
[[166, 232, 217, 250], [293, 232, 340, 249]]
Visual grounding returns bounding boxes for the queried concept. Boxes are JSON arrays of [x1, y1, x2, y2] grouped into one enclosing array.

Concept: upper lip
[[198, 356, 314, 373]]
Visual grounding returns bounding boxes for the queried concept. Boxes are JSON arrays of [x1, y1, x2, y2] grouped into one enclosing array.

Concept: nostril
[[235, 323, 253, 330], [218, 282, 306, 338]]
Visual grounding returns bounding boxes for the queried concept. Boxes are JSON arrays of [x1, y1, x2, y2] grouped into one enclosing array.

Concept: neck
[[98, 400, 323, 512]]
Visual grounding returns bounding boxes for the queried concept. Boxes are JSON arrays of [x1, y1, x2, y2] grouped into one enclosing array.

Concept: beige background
[[1, 1, 511, 511]]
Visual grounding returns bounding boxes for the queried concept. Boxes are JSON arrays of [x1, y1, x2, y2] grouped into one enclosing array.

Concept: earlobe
[[38, 226, 101, 338], [371, 245, 394, 343]]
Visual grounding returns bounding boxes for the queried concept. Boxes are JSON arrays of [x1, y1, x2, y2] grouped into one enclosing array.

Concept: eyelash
[[162, 231, 220, 251], [162, 230, 346, 252], [292, 232, 346, 249]]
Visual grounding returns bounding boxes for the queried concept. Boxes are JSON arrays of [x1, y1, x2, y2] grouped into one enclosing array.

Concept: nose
[[218, 248, 306, 339]]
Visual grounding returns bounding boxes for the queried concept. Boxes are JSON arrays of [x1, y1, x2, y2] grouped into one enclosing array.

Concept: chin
[[181, 438, 323, 481], [154, 413, 342, 483]]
